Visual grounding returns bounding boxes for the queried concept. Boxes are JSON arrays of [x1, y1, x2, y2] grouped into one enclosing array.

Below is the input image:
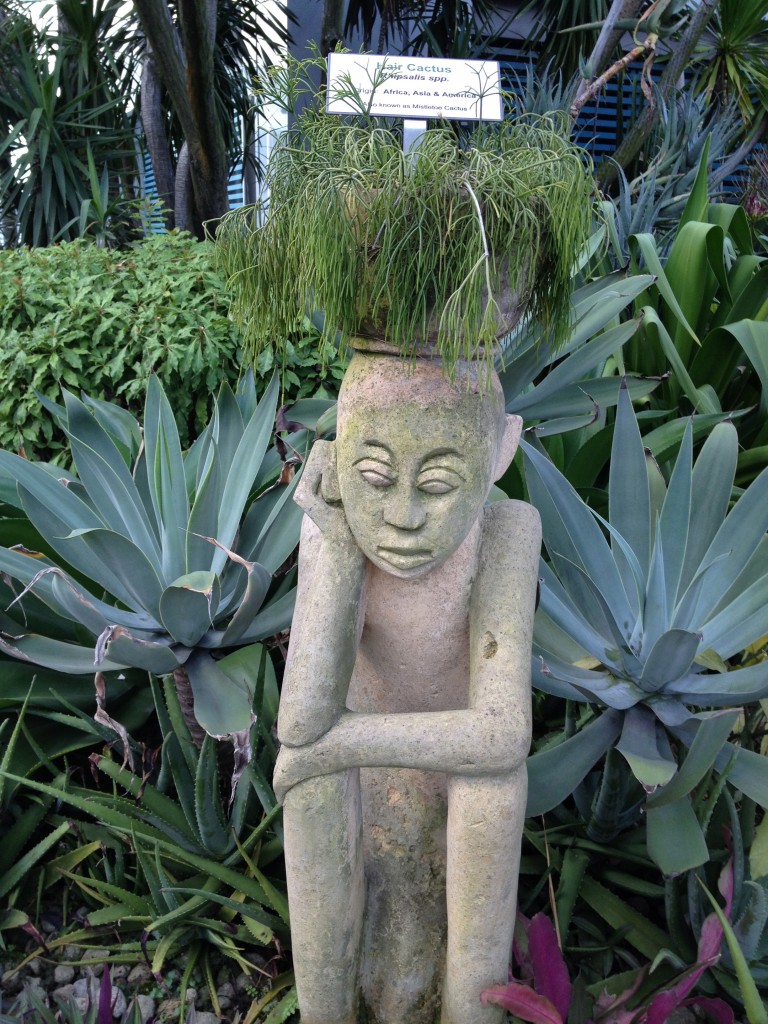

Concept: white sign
[[326, 53, 503, 122]]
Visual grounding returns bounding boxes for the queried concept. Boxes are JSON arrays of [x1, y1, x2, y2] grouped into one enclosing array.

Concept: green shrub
[[0, 232, 242, 458]]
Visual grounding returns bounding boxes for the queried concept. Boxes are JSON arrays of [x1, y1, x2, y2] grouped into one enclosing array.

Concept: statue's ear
[[494, 414, 523, 481], [319, 439, 342, 503]]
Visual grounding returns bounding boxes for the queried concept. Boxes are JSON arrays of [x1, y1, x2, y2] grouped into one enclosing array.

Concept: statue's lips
[[376, 546, 433, 569]]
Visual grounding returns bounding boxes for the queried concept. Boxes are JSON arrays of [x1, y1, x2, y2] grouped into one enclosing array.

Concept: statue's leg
[[359, 766, 448, 1024], [441, 768, 527, 1024], [283, 768, 364, 1024]]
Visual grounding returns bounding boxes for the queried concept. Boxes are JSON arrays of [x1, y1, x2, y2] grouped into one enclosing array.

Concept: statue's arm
[[274, 501, 541, 801], [276, 444, 367, 747]]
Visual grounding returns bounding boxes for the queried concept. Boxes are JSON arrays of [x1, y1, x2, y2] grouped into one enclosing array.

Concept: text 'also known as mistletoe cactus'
[[0, 375, 302, 777], [525, 383, 768, 875]]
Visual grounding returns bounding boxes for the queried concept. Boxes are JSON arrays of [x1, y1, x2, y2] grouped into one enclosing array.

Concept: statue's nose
[[382, 488, 427, 531]]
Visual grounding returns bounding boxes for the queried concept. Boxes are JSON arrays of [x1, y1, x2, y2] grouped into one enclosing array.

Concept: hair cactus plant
[[216, 51, 595, 375], [0, 376, 303, 774], [525, 383, 768, 875]]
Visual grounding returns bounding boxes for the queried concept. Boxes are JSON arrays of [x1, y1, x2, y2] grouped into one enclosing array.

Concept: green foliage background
[[0, 232, 242, 459], [0, 233, 347, 462]]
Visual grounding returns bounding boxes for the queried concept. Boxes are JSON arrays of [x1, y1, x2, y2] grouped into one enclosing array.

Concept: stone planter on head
[[216, 52, 595, 1024]]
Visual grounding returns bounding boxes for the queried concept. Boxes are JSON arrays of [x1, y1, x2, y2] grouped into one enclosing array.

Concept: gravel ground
[[0, 942, 285, 1022]]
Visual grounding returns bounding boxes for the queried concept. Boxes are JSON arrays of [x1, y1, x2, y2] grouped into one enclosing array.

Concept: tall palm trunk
[[141, 48, 176, 229]]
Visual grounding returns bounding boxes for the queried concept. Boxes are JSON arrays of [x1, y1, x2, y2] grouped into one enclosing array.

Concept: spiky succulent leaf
[[0, 375, 303, 747], [525, 382, 768, 870]]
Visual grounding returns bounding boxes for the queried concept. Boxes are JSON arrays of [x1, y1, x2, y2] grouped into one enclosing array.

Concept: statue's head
[[328, 352, 521, 579]]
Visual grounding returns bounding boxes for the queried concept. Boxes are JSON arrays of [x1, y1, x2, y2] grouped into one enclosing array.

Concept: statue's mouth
[[376, 546, 433, 569]]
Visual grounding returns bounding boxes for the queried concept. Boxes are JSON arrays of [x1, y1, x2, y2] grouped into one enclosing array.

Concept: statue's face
[[336, 360, 503, 579]]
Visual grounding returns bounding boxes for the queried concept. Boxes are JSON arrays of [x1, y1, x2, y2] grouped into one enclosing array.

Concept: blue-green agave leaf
[[642, 521, 670, 654], [711, 742, 768, 808], [550, 556, 642, 678], [42, 569, 136, 636], [0, 632, 122, 673], [699, 573, 768, 659], [678, 421, 738, 594], [0, 449, 101, 524], [712, 535, 768, 616], [638, 628, 702, 692], [692, 465, 768, 623], [658, 420, 693, 612], [531, 655, 590, 700], [158, 571, 221, 647], [62, 391, 162, 565], [647, 797, 708, 873], [48, 572, 161, 633], [96, 625, 185, 674], [668, 661, 768, 707], [186, 446, 222, 572], [143, 376, 190, 582], [527, 411, 599, 436], [241, 472, 303, 574], [212, 376, 279, 576], [500, 274, 654, 402], [522, 441, 635, 633], [616, 707, 677, 790], [81, 392, 142, 465], [526, 710, 623, 817], [533, 652, 642, 709], [235, 589, 297, 644], [64, 527, 164, 617], [209, 381, 246, 481], [647, 709, 739, 809], [15, 486, 156, 615], [671, 553, 730, 631], [609, 381, 651, 576], [537, 560, 619, 665], [185, 645, 261, 738], [221, 562, 272, 645], [511, 319, 644, 415]]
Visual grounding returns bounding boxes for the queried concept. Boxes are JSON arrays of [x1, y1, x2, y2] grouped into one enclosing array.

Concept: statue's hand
[[295, 441, 359, 555]]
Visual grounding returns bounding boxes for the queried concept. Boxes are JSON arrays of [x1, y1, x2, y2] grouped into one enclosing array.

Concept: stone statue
[[274, 348, 541, 1024]]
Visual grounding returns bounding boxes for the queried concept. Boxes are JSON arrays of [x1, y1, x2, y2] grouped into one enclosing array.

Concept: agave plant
[[0, 375, 303, 765], [525, 383, 768, 875], [498, 262, 656, 438]]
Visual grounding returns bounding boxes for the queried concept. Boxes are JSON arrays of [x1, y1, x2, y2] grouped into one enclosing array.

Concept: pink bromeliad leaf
[[528, 913, 572, 1021], [647, 858, 735, 1024], [593, 968, 647, 1024], [679, 996, 734, 1024], [481, 981, 564, 1024]]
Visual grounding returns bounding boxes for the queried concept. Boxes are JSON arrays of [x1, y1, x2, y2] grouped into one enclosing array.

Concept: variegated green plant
[[0, 375, 303, 763], [525, 383, 768, 875]]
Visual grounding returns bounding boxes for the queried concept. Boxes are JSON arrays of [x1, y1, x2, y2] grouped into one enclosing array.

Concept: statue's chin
[[363, 546, 452, 580]]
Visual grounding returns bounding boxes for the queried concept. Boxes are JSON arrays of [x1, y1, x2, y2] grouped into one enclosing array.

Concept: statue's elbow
[[482, 710, 531, 773]]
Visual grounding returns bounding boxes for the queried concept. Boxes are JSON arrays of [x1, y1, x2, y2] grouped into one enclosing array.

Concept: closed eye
[[355, 458, 396, 487], [417, 469, 463, 494]]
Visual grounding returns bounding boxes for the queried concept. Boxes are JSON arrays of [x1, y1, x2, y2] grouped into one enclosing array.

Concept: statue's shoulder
[[479, 499, 541, 571], [483, 498, 541, 535]]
